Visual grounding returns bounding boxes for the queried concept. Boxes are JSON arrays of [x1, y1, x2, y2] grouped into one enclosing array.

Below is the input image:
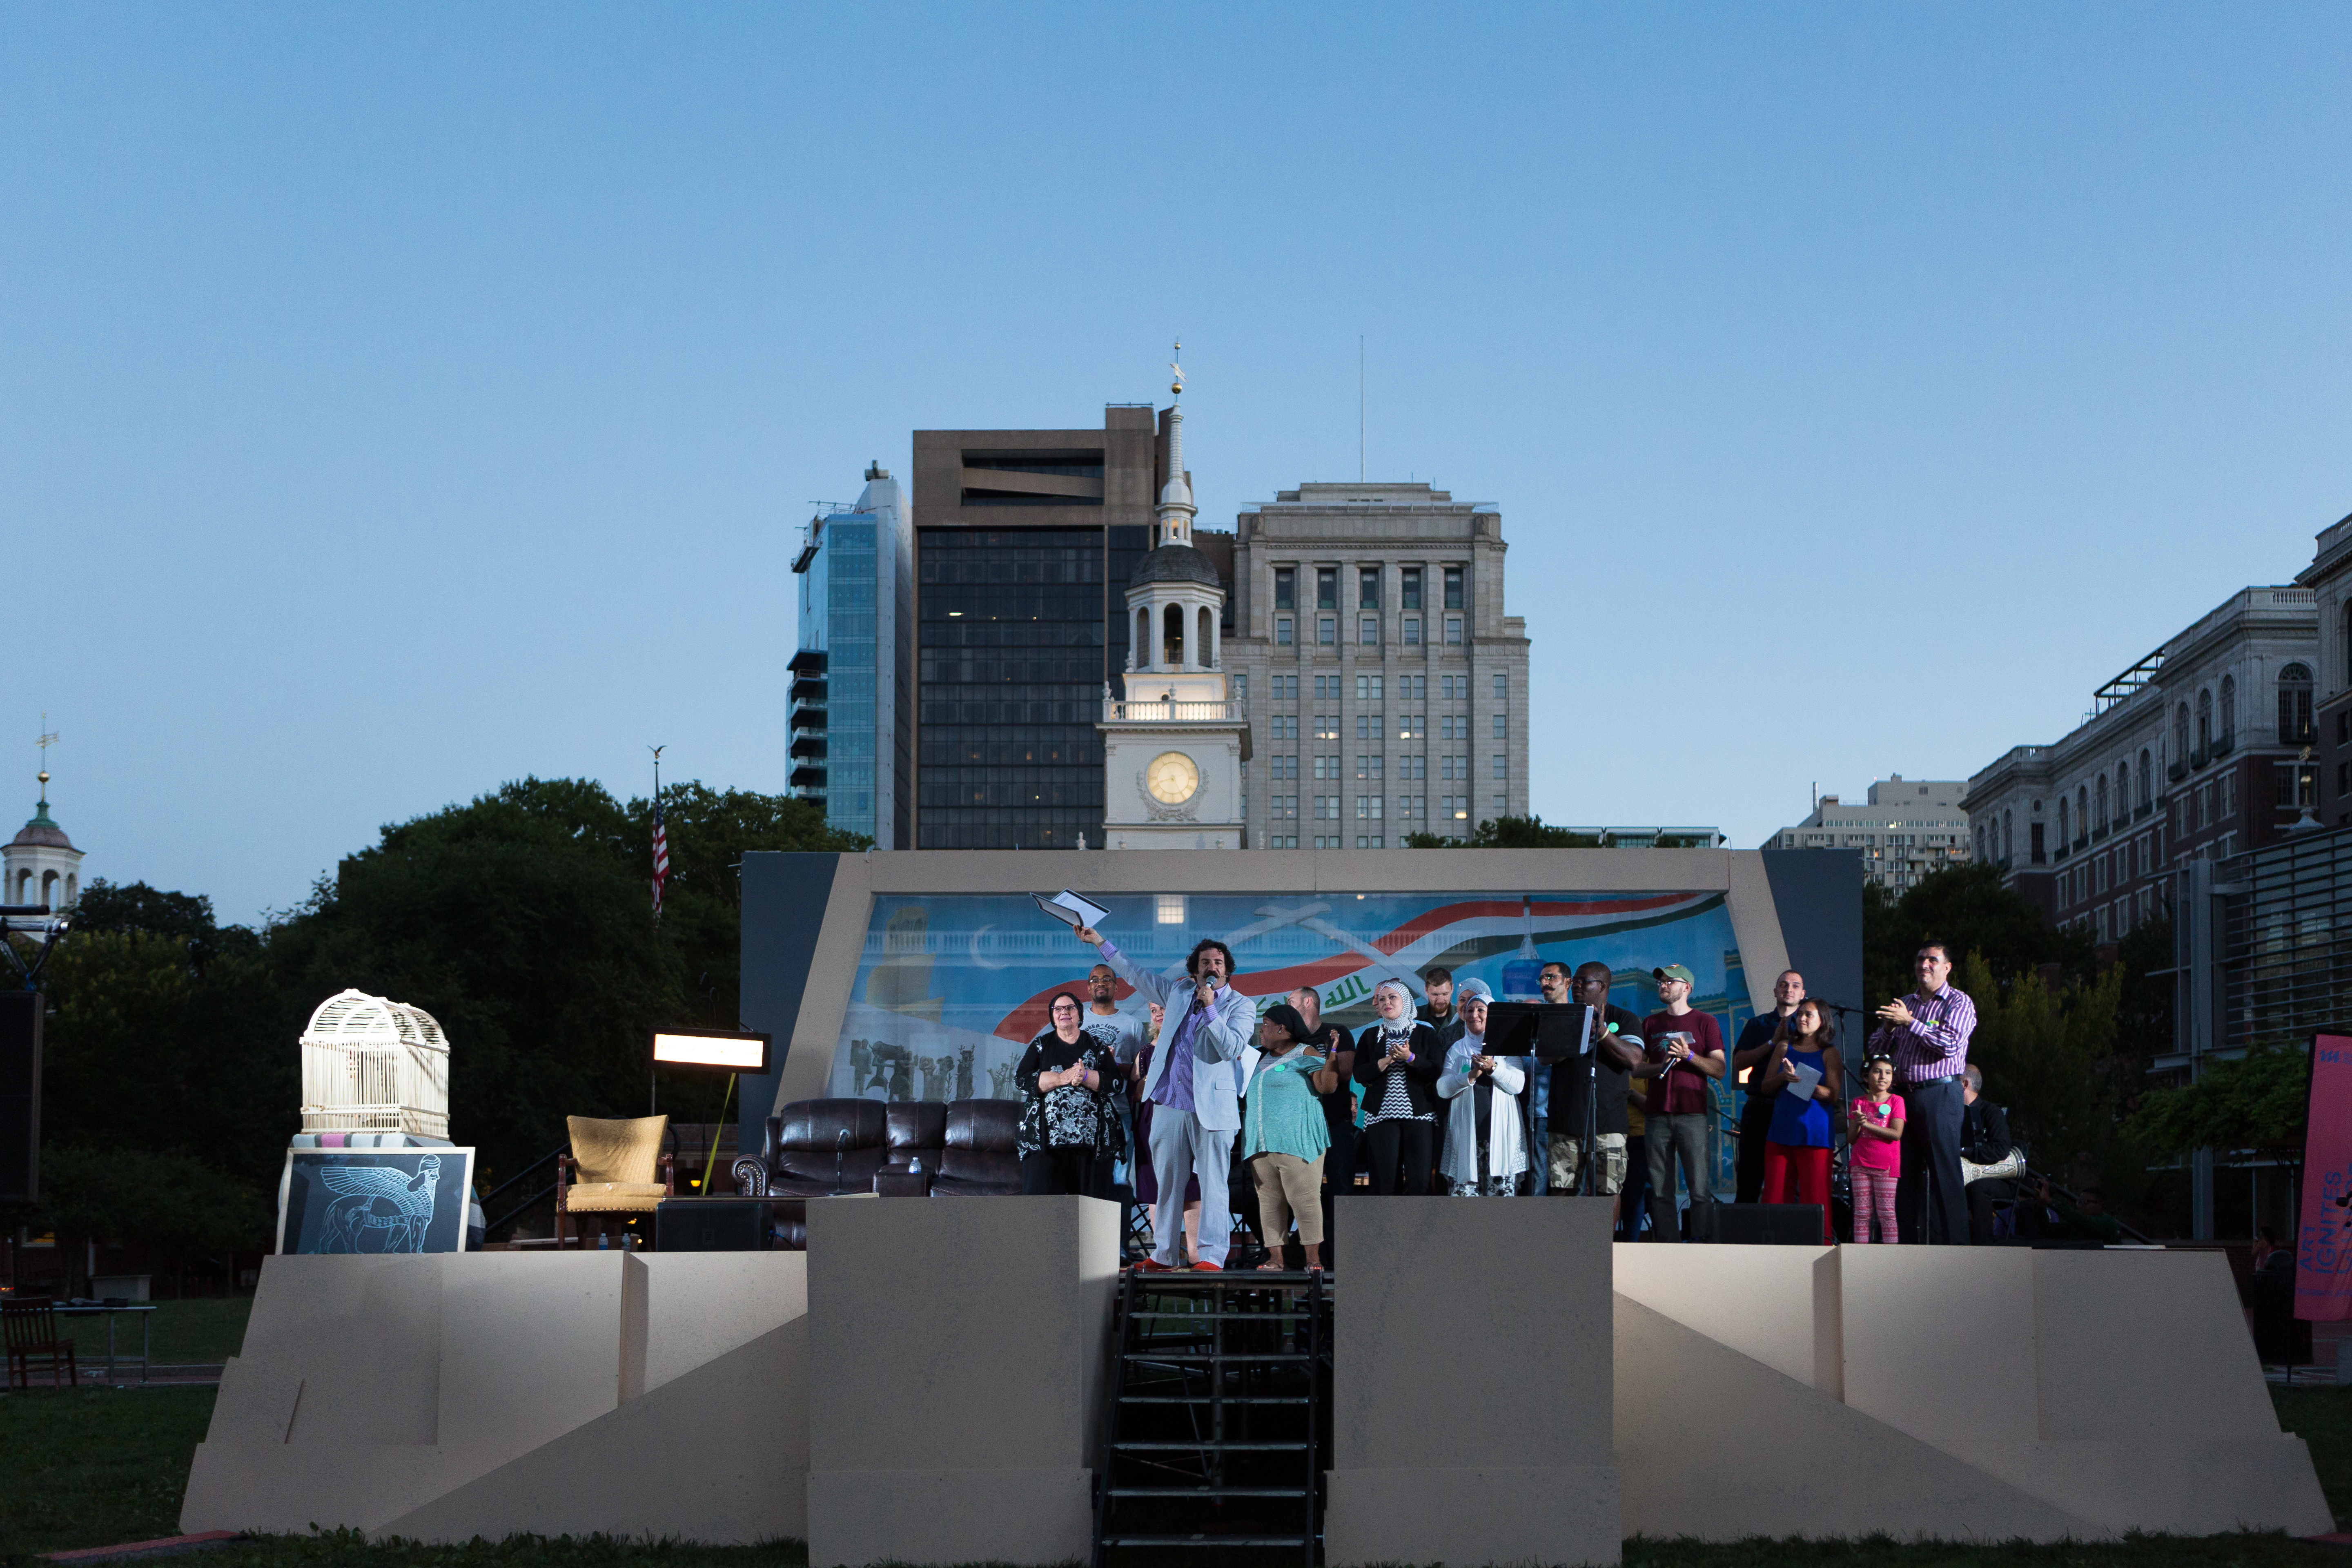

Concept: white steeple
[[1157, 342, 1196, 545]]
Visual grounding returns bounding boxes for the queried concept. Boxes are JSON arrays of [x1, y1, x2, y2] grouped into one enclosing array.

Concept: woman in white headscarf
[[1351, 977, 1445, 1194], [1437, 979, 1528, 1196]]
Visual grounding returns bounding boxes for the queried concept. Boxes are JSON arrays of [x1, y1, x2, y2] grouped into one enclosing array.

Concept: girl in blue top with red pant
[[1760, 1000, 1843, 1245]]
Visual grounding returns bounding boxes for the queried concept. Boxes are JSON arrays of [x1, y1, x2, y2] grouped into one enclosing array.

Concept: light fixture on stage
[[651, 1028, 771, 1074]]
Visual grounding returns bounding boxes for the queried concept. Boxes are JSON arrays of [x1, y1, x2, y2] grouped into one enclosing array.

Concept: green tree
[[32, 1144, 273, 1292], [1862, 862, 2094, 1015], [265, 777, 688, 1189], [69, 878, 219, 943], [2126, 1042, 2310, 1160], [1406, 814, 1601, 849], [1960, 953, 2129, 1189]]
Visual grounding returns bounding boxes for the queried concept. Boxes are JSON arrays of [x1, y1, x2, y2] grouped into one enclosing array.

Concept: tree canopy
[[8, 776, 866, 1274]]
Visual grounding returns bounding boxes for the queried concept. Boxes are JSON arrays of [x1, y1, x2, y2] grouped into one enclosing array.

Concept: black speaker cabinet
[[0, 990, 39, 1204], [1693, 1202, 1824, 1245], [655, 1198, 768, 1252]]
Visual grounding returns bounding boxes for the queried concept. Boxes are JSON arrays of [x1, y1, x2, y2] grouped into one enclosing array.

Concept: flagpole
[[649, 744, 666, 1116]]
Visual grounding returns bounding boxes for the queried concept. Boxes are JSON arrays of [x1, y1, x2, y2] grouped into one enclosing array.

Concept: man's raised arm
[[1076, 925, 1177, 1007]]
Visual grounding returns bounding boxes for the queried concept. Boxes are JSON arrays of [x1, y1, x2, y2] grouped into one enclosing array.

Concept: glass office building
[[915, 525, 1151, 848], [791, 467, 913, 848]]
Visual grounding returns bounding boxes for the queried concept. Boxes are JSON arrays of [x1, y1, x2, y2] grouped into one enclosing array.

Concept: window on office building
[[1276, 616, 1292, 646], [1360, 616, 1378, 646], [1445, 616, 1463, 645], [1401, 567, 1422, 610], [1403, 615, 1420, 644], [1493, 713, 1506, 738], [1359, 567, 1380, 609], [1443, 567, 1463, 609], [1356, 674, 1383, 699], [1318, 616, 1336, 645], [1316, 567, 1338, 610], [2280, 664, 2314, 745], [1274, 568, 1295, 610]]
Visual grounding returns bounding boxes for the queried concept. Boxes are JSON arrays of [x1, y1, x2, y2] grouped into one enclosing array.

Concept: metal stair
[[1091, 1268, 1332, 1568]]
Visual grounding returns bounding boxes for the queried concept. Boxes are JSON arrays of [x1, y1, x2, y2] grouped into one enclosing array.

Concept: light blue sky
[[7, 6, 2350, 922]]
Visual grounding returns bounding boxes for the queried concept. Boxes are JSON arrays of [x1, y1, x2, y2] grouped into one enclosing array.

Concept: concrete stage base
[[180, 1216, 2329, 1555], [180, 1251, 810, 1544], [1325, 1196, 1621, 1568], [803, 1193, 1120, 1568], [1613, 1242, 2333, 1541]]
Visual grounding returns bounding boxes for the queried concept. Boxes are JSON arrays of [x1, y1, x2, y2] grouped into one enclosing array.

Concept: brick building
[[1963, 584, 2319, 935]]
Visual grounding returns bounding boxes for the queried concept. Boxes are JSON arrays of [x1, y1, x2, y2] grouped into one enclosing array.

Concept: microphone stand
[[832, 1128, 848, 1196], [1818, 1000, 1875, 1235]]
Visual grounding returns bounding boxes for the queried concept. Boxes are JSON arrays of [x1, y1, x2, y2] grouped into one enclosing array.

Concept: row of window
[[1264, 793, 1493, 822], [1264, 754, 1491, 782], [1273, 565, 1464, 613], [1267, 673, 1501, 702], [1276, 612, 1463, 647], [1260, 712, 1507, 742], [1984, 665, 2320, 866], [2058, 831, 2163, 910]]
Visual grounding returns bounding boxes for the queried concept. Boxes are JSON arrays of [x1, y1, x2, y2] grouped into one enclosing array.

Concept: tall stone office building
[[1222, 484, 1529, 847]]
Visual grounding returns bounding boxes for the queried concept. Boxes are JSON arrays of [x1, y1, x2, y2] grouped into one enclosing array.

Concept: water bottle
[[598, 1231, 610, 1251], [909, 1156, 923, 1176]]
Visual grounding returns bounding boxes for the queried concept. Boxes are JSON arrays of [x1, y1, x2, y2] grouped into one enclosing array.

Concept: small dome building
[[4, 764, 84, 919]]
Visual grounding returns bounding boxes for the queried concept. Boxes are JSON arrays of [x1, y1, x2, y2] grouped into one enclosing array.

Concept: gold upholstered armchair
[[555, 1114, 675, 1246]]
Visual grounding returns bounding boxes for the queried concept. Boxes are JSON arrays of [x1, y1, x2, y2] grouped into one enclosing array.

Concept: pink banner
[[2296, 1032, 2352, 1321]]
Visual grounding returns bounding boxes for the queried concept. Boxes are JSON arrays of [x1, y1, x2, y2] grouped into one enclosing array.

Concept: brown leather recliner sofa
[[732, 1097, 1023, 1249]]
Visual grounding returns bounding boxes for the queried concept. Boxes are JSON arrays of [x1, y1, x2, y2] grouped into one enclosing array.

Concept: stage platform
[[182, 1198, 2334, 1563]]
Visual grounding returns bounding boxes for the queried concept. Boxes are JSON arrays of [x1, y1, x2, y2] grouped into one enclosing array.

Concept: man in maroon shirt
[[1636, 963, 1726, 1242]]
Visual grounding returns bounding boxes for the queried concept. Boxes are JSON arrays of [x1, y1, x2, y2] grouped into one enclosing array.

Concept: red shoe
[[1192, 1259, 1223, 1271], [1136, 1257, 1177, 1273]]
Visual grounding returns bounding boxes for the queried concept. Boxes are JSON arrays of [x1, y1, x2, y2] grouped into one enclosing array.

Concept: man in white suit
[[1077, 922, 1255, 1270]]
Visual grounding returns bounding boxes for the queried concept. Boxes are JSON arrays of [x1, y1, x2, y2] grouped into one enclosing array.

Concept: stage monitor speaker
[[655, 1198, 768, 1252], [1693, 1202, 1823, 1245], [0, 990, 39, 1204]]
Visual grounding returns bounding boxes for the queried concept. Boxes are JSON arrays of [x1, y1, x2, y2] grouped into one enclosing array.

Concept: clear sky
[[7, 5, 2350, 923]]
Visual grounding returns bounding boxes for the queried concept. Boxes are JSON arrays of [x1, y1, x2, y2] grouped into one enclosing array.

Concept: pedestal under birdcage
[[298, 988, 451, 1139]]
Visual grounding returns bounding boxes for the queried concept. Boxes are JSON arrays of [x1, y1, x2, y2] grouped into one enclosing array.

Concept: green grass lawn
[[0, 1386, 218, 1557], [145, 1296, 254, 1365], [0, 1383, 2345, 1566], [2275, 1385, 2352, 1532]]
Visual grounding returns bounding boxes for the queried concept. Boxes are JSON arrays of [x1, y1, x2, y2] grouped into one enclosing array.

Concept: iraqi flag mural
[[824, 889, 1752, 1102]]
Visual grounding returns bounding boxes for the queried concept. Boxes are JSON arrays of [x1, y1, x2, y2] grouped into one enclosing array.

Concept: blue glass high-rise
[[791, 466, 913, 848]]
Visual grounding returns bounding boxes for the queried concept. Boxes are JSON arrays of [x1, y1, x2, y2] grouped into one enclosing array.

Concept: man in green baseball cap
[[1635, 962, 1724, 1240]]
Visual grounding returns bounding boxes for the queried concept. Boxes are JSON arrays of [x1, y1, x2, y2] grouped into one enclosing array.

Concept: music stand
[[1486, 1002, 1598, 1195]]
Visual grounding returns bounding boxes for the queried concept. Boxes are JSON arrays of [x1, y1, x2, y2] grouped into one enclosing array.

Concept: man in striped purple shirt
[[1867, 941, 1977, 1245]]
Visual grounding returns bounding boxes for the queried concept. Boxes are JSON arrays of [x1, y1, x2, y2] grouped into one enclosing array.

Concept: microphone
[[834, 1128, 848, 1194]]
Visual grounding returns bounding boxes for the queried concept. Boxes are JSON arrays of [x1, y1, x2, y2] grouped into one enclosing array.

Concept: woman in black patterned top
[[1351, 978, 1445, 1194], [1017, 991, 1118, 1195]]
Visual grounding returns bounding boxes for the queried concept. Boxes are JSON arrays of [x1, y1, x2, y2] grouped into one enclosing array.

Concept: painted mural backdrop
[[828, 892, 1757, 1188]]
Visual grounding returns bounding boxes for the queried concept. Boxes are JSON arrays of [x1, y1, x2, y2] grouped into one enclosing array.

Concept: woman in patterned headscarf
[[1350, 978, 1444, 1194]]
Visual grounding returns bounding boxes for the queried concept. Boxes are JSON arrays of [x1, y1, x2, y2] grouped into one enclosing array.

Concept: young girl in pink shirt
[[1849, 1056, 1905, 1244]]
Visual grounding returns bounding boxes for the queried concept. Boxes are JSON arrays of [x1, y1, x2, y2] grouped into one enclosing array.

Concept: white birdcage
[[298, 988, 452, 1138]]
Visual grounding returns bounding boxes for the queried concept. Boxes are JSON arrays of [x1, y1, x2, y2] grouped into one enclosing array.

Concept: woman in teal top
[[1243, 1003, 1331, 1270]]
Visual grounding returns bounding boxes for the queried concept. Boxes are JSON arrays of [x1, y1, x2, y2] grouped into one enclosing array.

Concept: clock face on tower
[[1145, 751, 1200, 805]]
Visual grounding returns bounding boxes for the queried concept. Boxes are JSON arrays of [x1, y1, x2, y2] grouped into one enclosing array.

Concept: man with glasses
[[1869, 941, 1978, 1245], [1083, 962, 1148, 1196]]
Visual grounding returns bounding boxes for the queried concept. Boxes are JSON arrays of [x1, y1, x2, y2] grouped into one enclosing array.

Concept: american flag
[[650, 798, 669, 916]]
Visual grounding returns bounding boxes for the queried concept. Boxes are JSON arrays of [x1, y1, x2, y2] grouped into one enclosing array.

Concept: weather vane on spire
[[1169, 341, 1184, 399], [35, 713, 57, 804]]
